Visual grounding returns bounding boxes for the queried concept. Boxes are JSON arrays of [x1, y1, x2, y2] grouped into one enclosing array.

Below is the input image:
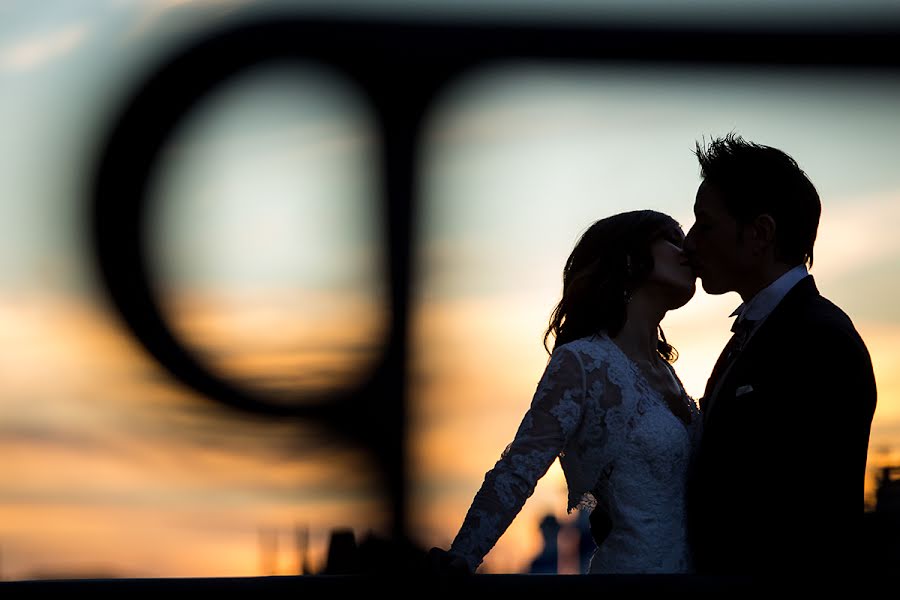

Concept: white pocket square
[[735, 384, 754, 397]]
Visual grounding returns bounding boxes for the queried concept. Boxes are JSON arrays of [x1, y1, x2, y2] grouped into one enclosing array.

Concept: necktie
[[723, 317, 756, 364], [701, 317, 756, 416]]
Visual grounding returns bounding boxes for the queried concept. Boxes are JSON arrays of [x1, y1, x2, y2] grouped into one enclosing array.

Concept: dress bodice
[[449, 333, 702, 574]]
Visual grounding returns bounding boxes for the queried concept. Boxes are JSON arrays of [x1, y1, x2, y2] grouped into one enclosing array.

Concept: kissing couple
[[429, 133, 877, 582]]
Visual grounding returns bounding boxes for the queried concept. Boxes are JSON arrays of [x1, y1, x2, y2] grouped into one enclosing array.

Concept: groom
[[682, 134, 877, 580]]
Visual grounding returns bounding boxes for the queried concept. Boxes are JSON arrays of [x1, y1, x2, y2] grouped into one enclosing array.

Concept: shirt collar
[[730, 264, 810, 323]]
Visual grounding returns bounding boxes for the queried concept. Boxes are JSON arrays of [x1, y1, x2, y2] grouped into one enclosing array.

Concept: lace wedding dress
[[449, 333, 702, 574]]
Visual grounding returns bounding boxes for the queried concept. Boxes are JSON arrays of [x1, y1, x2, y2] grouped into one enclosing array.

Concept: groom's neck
[[738, 262, 795, 302]]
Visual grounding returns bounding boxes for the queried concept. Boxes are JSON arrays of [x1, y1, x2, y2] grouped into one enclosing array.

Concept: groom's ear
[[749, 214, 777, 256]]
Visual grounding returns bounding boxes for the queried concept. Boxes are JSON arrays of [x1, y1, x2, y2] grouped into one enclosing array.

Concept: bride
[[429, 209, 701, 574]]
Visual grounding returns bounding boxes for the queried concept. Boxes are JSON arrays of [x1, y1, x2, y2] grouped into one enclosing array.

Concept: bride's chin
[[668, 285, 696, 310]]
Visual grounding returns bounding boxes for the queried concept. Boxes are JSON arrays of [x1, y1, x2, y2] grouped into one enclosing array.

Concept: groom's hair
[[694, 133, 821, 268]]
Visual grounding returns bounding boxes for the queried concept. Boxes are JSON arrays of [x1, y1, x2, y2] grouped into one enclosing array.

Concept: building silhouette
[[527, 515, 561, 574], [863, 465, 900, 572], [524, 510, 596, 574]]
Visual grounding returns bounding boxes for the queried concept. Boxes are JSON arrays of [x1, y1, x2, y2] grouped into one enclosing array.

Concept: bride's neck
[[612, 298, 663, 363]]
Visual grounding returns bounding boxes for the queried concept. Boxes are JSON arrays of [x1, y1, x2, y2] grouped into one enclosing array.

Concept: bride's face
[[644, 230, 697, 309]]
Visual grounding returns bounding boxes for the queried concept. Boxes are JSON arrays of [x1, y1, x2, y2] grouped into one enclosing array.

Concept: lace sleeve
[[448, 345, 586, 572]]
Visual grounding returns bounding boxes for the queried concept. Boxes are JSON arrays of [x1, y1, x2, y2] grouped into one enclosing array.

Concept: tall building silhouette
[[528, 514, 561, 574], [863, 465, 900, 572]]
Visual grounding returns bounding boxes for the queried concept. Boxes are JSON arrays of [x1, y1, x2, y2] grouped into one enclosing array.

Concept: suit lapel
[[701, 276, 819, 424]]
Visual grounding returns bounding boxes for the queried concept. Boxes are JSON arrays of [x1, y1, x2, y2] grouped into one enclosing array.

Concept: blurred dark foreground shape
[[2, 514, 899, 595]]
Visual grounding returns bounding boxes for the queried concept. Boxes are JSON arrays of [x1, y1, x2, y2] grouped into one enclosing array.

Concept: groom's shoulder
[[788, 287, 871, 359], [803, 288, 860, 336], [762, 278, 868, 356], [781, 276, 856, 331]]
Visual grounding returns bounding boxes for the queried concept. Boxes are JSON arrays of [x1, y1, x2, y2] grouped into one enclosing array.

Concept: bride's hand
[[428, 547, 472, 576]]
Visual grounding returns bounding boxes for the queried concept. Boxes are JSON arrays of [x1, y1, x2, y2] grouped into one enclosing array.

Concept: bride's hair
[[544, 210, 681, 361]]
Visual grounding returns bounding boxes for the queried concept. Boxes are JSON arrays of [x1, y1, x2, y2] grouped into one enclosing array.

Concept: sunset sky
[[2, 0, 900, 580]]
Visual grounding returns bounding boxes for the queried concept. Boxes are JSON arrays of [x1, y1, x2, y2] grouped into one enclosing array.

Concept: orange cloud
[[409, 291, 900, 570], [0, 290, 387, 580]]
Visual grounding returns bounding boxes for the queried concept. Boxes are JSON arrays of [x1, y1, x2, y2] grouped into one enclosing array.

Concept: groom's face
[[684, 180, 751, 295]]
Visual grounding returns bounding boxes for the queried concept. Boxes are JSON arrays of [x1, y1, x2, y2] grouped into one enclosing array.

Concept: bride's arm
[[445, 345, 587, 573]]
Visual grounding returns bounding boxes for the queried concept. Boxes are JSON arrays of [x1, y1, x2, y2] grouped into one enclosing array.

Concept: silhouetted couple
[[429, 134, 877, 582]]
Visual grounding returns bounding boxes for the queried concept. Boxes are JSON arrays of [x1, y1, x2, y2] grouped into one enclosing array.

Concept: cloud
[[0, 23, 90, 72]]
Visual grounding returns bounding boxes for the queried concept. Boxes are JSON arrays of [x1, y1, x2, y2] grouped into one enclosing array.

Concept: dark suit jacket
[[686, 275, 877, 578]]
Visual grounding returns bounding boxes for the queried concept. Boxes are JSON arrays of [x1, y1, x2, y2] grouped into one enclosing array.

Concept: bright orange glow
[[409, 283, 900, 571], [3, 267, 897, 578], [2, 243, 898, 578], [162, 288, 387, 398], [0, 292, 386, 580]]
